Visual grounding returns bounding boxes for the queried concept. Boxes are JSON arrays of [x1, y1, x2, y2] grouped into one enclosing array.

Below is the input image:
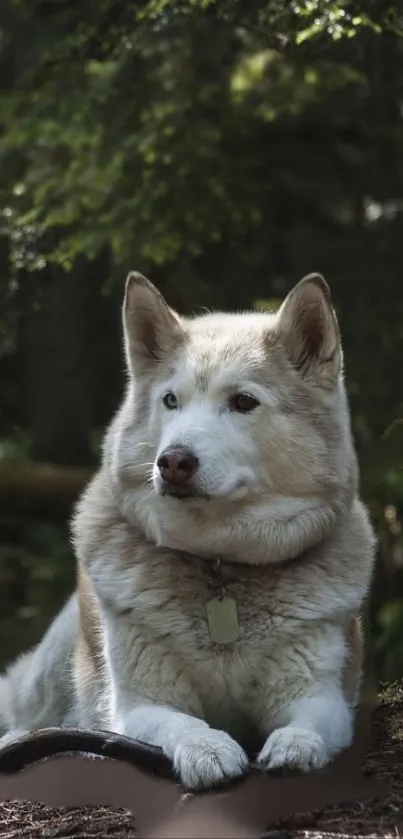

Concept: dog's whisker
[[132, 441, 154, 450], [136, 461, 155, 470]]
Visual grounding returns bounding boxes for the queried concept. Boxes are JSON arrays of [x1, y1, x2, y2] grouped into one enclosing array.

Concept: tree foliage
[[0, 0, 400, 271]]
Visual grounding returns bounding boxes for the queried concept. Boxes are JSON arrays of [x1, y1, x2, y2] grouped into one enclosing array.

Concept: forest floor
[[0, 684, 401, 838]]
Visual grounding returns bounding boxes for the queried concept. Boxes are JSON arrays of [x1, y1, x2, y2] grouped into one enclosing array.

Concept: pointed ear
[[123, 272, 186, 374], [277, 273, 342, 387]]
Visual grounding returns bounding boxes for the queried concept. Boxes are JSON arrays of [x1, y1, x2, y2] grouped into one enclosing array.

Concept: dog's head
[[106, 272, 357, 562]]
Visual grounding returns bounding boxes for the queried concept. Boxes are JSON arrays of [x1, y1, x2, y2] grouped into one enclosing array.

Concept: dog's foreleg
[[257, 688, 353, 771], [121, 704, 248, 789]]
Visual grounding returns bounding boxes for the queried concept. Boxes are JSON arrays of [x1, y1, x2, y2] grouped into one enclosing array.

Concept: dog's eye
[[229, 393, 260, 413], [163, 391, 178, 410]]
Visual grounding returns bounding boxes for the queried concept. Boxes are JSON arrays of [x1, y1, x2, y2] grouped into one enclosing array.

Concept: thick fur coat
[[0, 272, 376, 789]]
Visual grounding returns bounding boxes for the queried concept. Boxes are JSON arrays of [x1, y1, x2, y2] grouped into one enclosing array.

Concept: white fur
[[0, 273, 376, 790], [257, 690, 353, 770], [120, 706, 248, 788]]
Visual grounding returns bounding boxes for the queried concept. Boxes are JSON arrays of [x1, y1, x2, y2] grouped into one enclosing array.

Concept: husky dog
[[0, 272, 375, 789]]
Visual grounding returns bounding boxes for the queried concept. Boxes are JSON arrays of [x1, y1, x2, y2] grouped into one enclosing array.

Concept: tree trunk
[[18, 259, 98, 466]]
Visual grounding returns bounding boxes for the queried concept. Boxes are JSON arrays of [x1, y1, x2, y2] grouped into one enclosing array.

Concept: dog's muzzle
[[156, 446, 199, 498]]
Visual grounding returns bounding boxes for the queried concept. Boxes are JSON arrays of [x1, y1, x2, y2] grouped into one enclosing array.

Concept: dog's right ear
[[277, 273, 342, 388], [123, 272, 186, 374]]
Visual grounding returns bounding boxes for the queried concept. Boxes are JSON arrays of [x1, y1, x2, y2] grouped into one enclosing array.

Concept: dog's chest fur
[[86, 546, 348, 744]]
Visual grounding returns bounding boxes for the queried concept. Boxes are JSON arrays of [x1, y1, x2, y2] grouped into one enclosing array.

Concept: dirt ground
[[0, 685, 401, 839]]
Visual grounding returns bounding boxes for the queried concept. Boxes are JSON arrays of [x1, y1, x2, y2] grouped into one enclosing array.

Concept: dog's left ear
[[123, 272, 186, 375], [277, 273, 342, 387]]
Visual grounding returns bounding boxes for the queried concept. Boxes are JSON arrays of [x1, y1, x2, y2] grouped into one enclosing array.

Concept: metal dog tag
[[206, 597, 239, 644]]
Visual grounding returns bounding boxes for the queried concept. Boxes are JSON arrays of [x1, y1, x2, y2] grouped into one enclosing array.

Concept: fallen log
[[0, 687, 400, 839], [0, 460, 93, 520]]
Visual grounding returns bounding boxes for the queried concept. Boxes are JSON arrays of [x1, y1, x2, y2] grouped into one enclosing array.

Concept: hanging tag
[[206, 597, 239, 644]]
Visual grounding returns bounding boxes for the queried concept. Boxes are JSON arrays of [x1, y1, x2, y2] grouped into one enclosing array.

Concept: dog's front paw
[[257, 726, 329, 772], [173, 728, 248, 790]]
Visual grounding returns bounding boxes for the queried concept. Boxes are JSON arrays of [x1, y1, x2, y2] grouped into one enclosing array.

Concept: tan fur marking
[[342, 616, 364, 704], [75, 563, 104, 677]]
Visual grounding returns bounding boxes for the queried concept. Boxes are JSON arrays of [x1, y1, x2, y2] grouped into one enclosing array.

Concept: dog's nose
[[157, 447, 199, 485]]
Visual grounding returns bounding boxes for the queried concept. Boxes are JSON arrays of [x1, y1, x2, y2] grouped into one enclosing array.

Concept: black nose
[[157, 447, 199, 486]]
